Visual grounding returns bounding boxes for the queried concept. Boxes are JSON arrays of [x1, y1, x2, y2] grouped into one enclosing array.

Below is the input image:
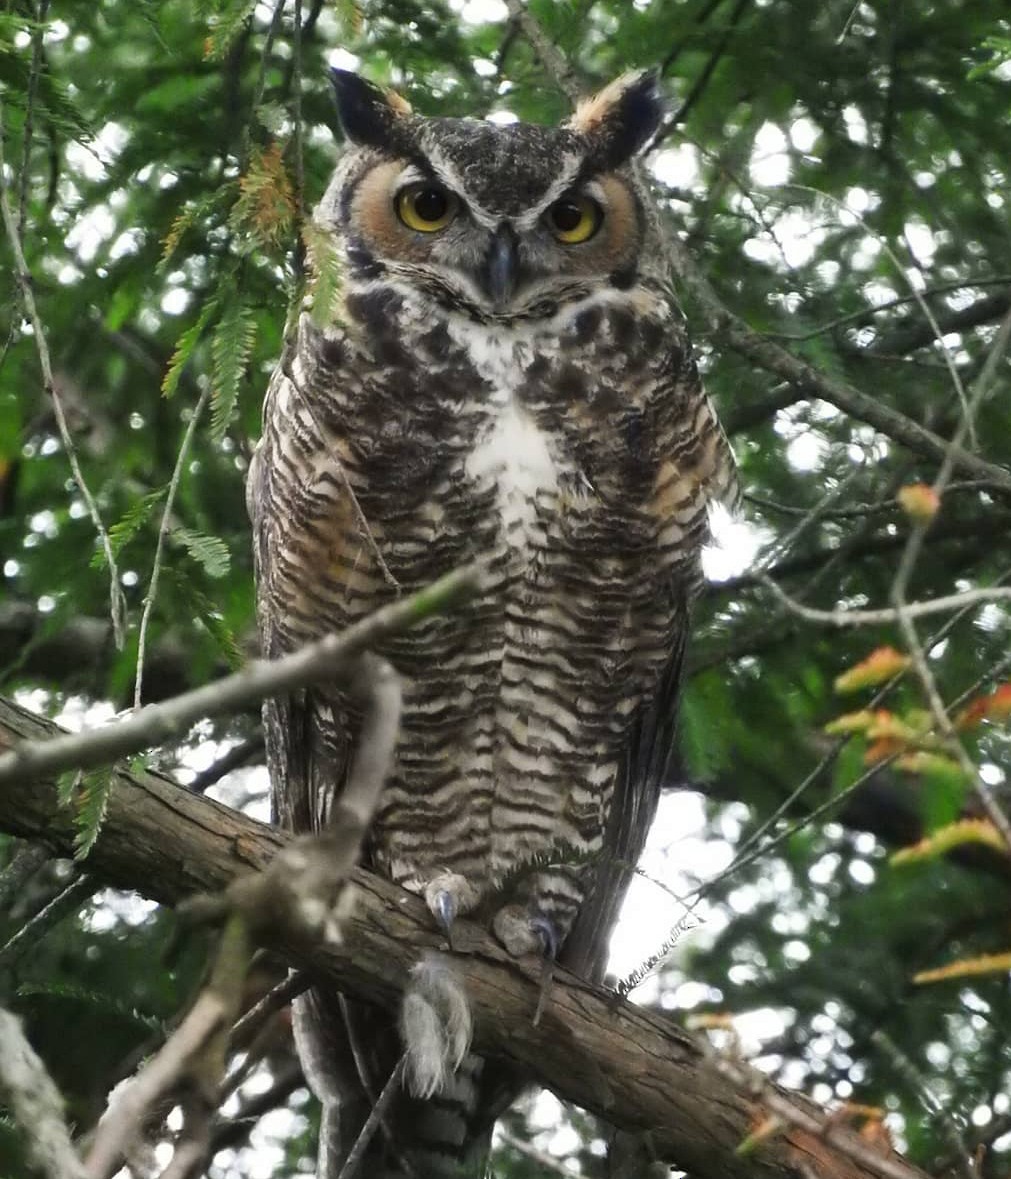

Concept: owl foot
[[423, 873, 478, 949], [400, 952, 472, 1099], [492, 906, 561, 1026]]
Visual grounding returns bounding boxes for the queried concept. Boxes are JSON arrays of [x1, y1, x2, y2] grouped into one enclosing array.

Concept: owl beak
[[482, 224, 519, 306]]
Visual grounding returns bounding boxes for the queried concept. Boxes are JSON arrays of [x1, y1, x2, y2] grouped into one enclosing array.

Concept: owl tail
[[294, 957, 522, 1178]]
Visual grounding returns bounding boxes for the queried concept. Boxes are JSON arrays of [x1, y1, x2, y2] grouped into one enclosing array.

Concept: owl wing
[[247, 321, 360, 838], [561, 332, 737, 985], [561, 606, 689, 984], [249, 329, 404, 1176]]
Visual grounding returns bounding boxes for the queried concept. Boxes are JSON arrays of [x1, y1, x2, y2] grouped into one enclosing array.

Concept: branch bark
[[0, 694, 933, 1179]]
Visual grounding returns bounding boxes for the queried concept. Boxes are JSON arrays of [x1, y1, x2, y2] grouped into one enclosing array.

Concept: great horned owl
[[248, 69, 736, 1179]]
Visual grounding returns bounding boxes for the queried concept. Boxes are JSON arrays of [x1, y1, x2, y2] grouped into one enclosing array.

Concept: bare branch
[[502, 0, 582, 104], [758, 576, 1011, 628], [0, 1006, 88, 1179], [85, 916, 251, 1179], [0, 97, 127, 648], [0, 872, 96, 969], [85, 653, 399, 1178], [229, 970, 309, 1052], [135, 384, 211, 708], [336, 1055, 407, 1179], [888, 305, 1011, 851], [868, 289, 1011, 358], [667, 233, 1011, 495], [0, 561, 485, 788]]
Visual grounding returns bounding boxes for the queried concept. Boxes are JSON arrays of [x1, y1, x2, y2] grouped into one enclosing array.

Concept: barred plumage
[[248, 68, 736, 1179]]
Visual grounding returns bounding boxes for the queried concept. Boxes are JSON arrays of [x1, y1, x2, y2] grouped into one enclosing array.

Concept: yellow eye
[[547, 194, 602, 244], [396, 183, 457, 232]]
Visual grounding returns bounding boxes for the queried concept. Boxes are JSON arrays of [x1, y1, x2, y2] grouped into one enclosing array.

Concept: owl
[[248, 68, 736, 1179]]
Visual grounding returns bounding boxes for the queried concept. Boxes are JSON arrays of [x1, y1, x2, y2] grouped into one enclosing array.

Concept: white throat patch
[[455, 323, 559, 538]]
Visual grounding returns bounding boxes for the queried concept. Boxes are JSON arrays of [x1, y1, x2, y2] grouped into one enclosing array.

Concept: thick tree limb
[[0, 695, 933, 1179], [668, 235, 1011, 496]]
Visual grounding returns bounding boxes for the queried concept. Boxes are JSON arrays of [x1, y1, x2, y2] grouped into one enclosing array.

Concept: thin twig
[[336, 1055, 407, 1179], [86, 915, 252, 1179], [786, 185, 977, 449], [502, 0, 582, 105], [16, 0, 51, 244], [870, 1030, 976, 1179], [704, 566, 1011, 893], [666, 233, 1011, 495], [0, 1007, 88, 1179], [0, 873, 96, 970], [0, 96, 126, 647], [758, 577, 1011, 628], [888, 305, 1011, 850], [187, 732, 264, 795], [0, 560, 486, 788], [768, 277, 1011, 343], [229, 970, 309, 1051], [495, 1126, 579, 1176], [135, 385, 211, 708], [654, 0, 751, 142]]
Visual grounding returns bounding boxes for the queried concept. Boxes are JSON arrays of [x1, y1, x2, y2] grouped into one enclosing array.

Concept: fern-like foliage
[[56, 769, 113, 860], [172, 526, 231, 580], [210, 296, 257, 441]]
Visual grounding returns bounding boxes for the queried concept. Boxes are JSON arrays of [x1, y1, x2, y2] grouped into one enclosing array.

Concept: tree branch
[[0, 1006, 89, 1179], [866, 289, 1011, 358], [757, 576, 1011, 629], [502, 0, 582, 104], [0, 562, 484, 789], [668, 235, 1011, 495], [0, 695, 934, 1179]]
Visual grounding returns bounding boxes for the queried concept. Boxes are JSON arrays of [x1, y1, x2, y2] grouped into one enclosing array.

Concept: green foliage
[[210, 295, 258, 441], [55, 769, 112, 859], [172, 526, 231, 580], [0, 1, 1010, 1176]]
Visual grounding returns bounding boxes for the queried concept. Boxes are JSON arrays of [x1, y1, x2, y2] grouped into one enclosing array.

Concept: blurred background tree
[[1, 1, 1010, 1175]]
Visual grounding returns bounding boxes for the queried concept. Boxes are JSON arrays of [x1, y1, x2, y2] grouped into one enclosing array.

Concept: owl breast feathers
[[248, 68, 736, 1179]]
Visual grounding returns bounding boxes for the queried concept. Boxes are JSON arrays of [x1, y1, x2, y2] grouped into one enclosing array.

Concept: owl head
[[318, 70, 666, 321]]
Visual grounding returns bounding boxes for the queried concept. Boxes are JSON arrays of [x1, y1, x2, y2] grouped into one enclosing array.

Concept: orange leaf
[[894, 750, 967, 777], [914, 950, 1011, 984], [824, 709, 876, 735], [891, 819, 1005, 866], [897, 483, 940, 523], [864, 738, 903, 765], [835, 647, 911, 693], [957, 683, 1011, 729]]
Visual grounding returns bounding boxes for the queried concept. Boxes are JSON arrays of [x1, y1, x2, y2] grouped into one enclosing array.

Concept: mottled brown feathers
[[250, 69, 735, 1179]]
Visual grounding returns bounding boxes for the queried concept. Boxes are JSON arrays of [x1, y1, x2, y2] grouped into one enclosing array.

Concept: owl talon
[[528, 914, 561, 1027], [431, 889, 457, 942], [528, 913, 560, 961], [423, 873, 478, 949]]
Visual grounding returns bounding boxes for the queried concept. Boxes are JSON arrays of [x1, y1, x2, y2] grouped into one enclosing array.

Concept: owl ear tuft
[[329, 69, 413, 147], [568, 71, 664, 168]]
